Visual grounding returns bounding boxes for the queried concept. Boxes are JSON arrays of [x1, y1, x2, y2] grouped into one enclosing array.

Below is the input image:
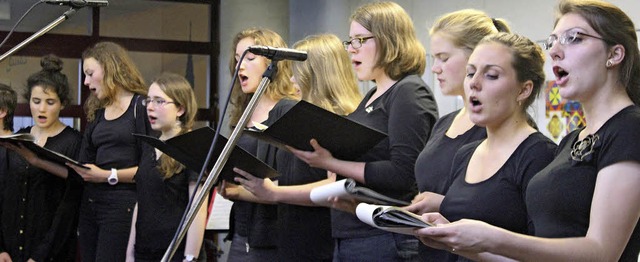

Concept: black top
[[415, 109, 486, 194], [526, 105, 640, 262], [0, 147, 7, 235], [440, 132, 556, 262], [0, 126, 83, 261], [227, 99, 298, 248], [273, 102, 333, 261], [79, 94, 150, 191], [414, 110, 486, 261], [332, 74, 439, 239], [133, 143, 199, 261]]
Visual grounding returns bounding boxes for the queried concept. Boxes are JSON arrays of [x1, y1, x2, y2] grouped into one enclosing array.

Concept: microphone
[[248, 45, 307, 61], [42, 0, 109, 8]]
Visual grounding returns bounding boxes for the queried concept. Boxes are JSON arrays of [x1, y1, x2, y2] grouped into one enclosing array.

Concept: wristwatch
[[108, 168, 119, 185], [184, 254, 197, 262]]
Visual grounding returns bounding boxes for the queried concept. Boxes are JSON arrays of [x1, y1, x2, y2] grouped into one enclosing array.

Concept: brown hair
[[82, 42, 147, 121], [152, 72, 198, 179], [350, 1, 426, 80], [25, 54, 72, 107], [0, 83, 17, 132], [228, 28, 298, 127], [556, 0, 640, 105], [292, 34, 362, 115]]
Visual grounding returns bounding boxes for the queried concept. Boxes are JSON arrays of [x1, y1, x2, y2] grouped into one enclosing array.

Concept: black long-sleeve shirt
[[0, 126, 83, 261], [332, 74, 438, 238]]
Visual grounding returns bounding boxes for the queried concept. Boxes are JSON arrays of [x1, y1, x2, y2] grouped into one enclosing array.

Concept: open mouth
[[148, 115, 157, 123], [553, 66, 569, 83], [469, 96, 482, 107], [239, 74, 249, 85]]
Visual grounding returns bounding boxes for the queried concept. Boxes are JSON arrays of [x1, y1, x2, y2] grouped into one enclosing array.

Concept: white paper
[[355, 203, 422, 235], [309, 179, 349, 206], [206, 190, 233, 230]]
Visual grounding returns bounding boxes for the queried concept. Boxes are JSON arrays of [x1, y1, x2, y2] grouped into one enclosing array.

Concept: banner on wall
[[544, 81, 586, 143]]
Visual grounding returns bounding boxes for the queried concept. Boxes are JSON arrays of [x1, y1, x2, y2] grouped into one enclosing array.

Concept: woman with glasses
[[416, 0, 640, 261], [67, 41, 152, 262], [0, 55, 83, 261], [276, 2, 438, 261], [125, 73, 206, 262]]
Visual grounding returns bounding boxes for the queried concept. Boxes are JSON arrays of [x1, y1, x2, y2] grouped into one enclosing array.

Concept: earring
[[606, 60, 613, 68]]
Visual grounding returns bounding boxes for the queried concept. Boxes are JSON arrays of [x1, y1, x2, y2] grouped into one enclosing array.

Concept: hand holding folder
[[133, 126, 278, 184], [244, 100, 387, 160], [0, 134, 87, 169]]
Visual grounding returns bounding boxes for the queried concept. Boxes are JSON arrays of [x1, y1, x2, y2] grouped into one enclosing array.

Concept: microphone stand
[[161, 60, 281, 262], [0, 7, 78, 62]]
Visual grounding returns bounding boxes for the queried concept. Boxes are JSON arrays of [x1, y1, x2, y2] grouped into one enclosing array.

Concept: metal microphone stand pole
[[0, 7, 78, 62], [161, 60, 280, 262]]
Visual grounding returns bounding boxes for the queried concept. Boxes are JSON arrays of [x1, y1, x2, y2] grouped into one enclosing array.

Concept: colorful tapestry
[[545, 81, 585, 143]]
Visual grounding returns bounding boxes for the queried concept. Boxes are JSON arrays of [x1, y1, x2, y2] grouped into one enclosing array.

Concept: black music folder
[[133, 126, 279, 183], [244, 100, 387, 160], [0, 134, 88, 169]]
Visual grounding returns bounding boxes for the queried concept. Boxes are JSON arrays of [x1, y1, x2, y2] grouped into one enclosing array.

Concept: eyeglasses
[[142, 97, 175, 107], [543, 30, 611, 50], [343, 36, 375, 50]]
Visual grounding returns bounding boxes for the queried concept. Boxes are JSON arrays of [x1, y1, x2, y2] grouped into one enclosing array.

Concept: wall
[[218, 0, 640, 141]]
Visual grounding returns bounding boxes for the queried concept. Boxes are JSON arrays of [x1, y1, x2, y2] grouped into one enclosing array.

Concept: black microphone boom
[[42, 0, 109, 8], [248, 45, 307, 61]]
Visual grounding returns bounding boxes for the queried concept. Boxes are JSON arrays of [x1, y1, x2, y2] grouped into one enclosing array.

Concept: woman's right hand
[[67, 163, 109, 183], [404, 191, 445, 215]]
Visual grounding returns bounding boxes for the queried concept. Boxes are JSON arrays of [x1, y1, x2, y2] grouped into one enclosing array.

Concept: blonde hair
[[82, 42, 147, 122], [228, 28, 298, 127], [350, 2, 426, 80], [152, 72, 198, 179], [430, 9, 510, 51], [292, 34, 362, 115]]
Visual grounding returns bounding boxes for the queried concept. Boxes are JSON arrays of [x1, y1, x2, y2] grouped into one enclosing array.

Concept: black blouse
[[0, 126, 82, 261], [414, 109, 486, 194], [134, 143, 198, 261], [527, 105, 640, 262], [332, 74, 439, 239], [79, 94, 151, 191]]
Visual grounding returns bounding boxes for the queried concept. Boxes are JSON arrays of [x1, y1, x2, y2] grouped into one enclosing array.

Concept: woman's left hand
[[288, 139, 334, 169], [327, 196, 358, 214], [1, 142, 39, 165], [233, 167, 277, 202], [67, 163, 109, 183]]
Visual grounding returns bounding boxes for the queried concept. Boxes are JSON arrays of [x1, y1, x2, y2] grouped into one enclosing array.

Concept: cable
[[0, 1, 43, 50]]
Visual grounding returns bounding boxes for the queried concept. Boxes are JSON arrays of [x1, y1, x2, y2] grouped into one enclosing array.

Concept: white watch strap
[[108, 168, 119, 185]]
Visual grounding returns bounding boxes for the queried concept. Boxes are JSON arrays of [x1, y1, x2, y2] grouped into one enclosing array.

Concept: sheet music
[[206, 189, 232, 230]]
